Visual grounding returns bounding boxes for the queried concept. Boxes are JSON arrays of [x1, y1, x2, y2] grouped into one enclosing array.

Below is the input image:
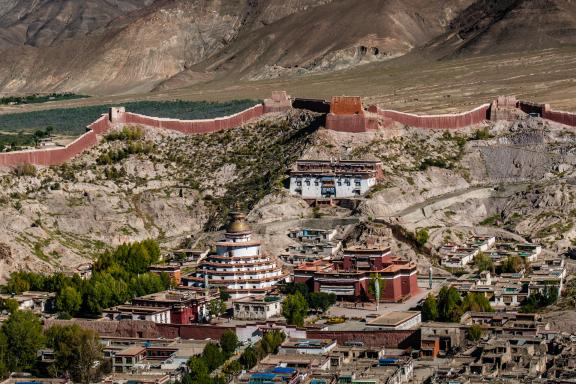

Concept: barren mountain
[[1, 0, 575, 96]]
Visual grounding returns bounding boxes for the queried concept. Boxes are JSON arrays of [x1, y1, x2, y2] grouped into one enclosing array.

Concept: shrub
[[13, 163, 37, 177]]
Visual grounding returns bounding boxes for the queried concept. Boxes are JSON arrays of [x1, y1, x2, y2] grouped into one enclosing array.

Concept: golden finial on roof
[[227, 210, 250, 233]]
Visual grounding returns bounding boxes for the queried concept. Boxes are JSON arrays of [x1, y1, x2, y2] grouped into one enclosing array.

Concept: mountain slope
[[0, 0, 576, 95]]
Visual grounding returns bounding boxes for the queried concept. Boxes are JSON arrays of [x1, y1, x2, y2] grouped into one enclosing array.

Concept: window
[[355, 181, 361, 186], [296, 180, 302, 186], [314, 180, 319, 186], [345, 179, 351, 186]]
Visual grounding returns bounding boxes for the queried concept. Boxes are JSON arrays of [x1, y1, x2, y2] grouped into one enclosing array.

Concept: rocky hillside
[[0, 111, 318, 280], [1, 0, 576, 95]]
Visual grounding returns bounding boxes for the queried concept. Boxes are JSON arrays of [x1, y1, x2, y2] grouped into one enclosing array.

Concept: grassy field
[[0, 99, 258, 136]]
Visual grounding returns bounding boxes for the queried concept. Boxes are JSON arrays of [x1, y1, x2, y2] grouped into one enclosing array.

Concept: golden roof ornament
[[227, 210, 250, 233]]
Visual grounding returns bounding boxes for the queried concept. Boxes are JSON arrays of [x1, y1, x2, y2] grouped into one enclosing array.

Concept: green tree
[[220, 330, 239, 357], [308, 292, 336, 313], [437, 286, 462, 322], [260, 330, 285, 355], [46, 324, 102, 383], [56, 286, 82, 315], [239, 346, 258, 369], [467, 324, 483, 341], [188, 356, 210, 383], [0, 298, 19, 314], [462, 293, 493, 313], [474, 252, 494, 272], [422, 293, 439, 321], [5, 274, 30, 294], [415, 228, 429, 247], [2, 310, 45, 372], [222, 360, 242, 376], [282, 291, 308, 327], [209, 299, 227, 319], [501, 255, 523, 273], [202, 343, 225, 371]]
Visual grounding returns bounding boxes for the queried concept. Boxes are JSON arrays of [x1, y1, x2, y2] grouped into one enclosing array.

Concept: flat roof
[[116, 345, 146, 356], [366, 311, 420, 327], [104, 305, 170, 314]]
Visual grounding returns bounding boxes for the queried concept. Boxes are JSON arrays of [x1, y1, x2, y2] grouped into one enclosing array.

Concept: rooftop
[[366, 311, 420, 327]]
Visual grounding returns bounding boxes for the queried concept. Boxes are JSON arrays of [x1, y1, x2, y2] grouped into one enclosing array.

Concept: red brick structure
[[325, 96, 380, 132], [293, 247, 418, 303]]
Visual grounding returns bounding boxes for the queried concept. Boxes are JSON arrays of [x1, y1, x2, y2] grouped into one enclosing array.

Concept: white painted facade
[[185, 213, 285, 299], [290, 176, 376, 199]]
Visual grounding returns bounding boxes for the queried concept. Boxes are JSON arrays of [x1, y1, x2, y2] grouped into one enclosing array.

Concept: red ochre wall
[[368, 104, 491, 129], [518, 100, 576, 127], [123, 104, 264, 134], [0, 104, 264, 167], [306, 329, 420, 349]]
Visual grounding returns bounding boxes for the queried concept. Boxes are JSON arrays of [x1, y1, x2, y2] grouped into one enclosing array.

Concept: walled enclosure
[[2, 92, 576, 167]]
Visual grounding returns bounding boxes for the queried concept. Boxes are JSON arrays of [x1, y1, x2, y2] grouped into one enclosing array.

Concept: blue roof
[[251, 373, 277, 380], [272, 367, 296, 374]]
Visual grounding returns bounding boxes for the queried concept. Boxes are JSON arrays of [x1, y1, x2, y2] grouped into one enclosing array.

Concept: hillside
[[1, 0, 576, 96], [3, 106, 576, 280], [0, 111, 317, 279]]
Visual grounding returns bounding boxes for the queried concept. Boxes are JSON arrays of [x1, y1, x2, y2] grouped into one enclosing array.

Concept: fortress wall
[[0, 104, 263, 167], [325, 113, 379, 132], [123, 104, 264, 134], [369, 104, 491, 129], [88, 114, 113, 134], [518, 100, 576, 126], [0, 129, 100, 167]]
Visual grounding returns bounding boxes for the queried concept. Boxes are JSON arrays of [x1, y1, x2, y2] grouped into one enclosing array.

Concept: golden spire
[[227, 211, 250, 233]]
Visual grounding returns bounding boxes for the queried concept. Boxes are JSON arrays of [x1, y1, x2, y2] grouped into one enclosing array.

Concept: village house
[[233, 295, 282, 321]]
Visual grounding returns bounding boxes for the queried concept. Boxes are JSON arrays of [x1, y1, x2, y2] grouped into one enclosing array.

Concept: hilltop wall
[[368, 104, 491, 129], [0, 104, 264, 167], [120, 104, 264, 133], [0, 114, 109, 167], [518, 100, 576, 127]]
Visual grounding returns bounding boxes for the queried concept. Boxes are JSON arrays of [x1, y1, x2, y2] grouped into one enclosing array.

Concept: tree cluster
[[521, 286, 559, 312], [96, 141, 154, 165], [421, 287, 493, 322], [4, 240, 170, 317], [0, 310, 103, 383], [282, 283, 336, 325], [105, 126, 144, 141], [473, 252, 494, 272], [282, 283, 336, 312], [500, 255, 524, 273]]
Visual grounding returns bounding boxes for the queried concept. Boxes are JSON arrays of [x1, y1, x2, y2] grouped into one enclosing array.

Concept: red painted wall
[[306, 329, 420, 349], [123, 104, 264, 134], [368, 104, 491, 129], [0, 105, 264, 167]]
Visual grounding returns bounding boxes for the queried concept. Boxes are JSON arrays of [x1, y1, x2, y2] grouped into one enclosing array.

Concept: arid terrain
[[0, 0, 576, 113]]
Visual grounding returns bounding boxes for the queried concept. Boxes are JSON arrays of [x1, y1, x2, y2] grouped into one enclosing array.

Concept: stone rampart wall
[[368, 104, 491, 129], [0, 104, 264, 167]]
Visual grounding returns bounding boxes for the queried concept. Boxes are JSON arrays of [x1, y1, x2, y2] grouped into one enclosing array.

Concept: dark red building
[[293, 247, 418, 302], [131, 287, 218, 324]]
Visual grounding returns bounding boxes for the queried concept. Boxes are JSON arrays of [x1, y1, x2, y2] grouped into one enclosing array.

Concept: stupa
[[182, 211, 286, 299]]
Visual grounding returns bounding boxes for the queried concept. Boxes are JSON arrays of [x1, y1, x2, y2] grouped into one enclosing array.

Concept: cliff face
[[1, 0, 574, 96]]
